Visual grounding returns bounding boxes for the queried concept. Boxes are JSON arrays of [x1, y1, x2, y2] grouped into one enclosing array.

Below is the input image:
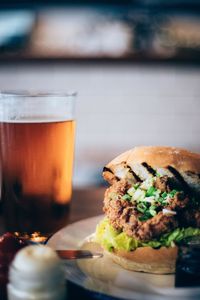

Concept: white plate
[[48, 215, 200, 300]]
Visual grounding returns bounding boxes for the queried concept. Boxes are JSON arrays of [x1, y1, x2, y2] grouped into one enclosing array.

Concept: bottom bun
[[105, 246, 178, 274]]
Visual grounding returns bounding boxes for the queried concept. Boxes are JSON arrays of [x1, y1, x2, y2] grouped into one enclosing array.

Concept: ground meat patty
[[103, 179, 192, 242], [103, 180, 131, 230], [155, 176, 171, 192], [134, 212, 178, 241]]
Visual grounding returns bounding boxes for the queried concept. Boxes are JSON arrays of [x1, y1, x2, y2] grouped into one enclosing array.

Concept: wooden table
[[69, 187, 105, 223]]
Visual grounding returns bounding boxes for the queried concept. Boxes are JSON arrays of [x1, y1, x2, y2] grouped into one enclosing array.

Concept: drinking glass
[[0, 92, 76, 237]]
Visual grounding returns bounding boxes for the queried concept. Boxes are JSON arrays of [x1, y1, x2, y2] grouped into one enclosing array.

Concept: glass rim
[[0, 90, 77, 98]]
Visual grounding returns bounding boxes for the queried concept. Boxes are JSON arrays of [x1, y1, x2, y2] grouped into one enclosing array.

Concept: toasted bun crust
[[103, 146, 200, 196], [107, 146, 200, 173], [106, 246, 178, 274]]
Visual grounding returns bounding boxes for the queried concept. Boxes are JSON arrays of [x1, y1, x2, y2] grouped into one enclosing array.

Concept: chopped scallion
[[161, 192, 168, 199], [156, 172, 161, 177], [138, 212, 152, 221], [149, 205, 157, 216], [137, 202, 147, 213], [127, 187, 135, 196], [169, 190, 178, 198], [122, 194, 131, 201], [146, 186, 156, 197], [134, 183, 140, 189]]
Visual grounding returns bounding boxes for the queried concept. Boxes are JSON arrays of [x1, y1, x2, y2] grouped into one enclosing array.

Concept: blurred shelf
[[0, 6, 200, 66], [1, 53, 200, 65]]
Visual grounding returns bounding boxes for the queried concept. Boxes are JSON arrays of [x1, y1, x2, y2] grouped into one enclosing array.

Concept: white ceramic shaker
[[7, 245, 67, 300]]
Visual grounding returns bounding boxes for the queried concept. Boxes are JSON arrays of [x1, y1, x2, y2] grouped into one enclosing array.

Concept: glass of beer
[[0, 92, 76, 236]]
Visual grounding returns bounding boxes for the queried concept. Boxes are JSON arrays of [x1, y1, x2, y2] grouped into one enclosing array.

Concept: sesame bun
[[103, 146, 200, 196], [105, 246, 178, 274]]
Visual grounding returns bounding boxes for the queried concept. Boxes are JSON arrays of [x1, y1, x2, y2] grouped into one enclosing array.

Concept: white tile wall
[[0, 63, 199, 186]]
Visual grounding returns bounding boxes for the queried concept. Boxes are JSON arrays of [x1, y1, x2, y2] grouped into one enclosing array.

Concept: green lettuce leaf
[[160, 227, 200, 247], [114, 232, 139, 251], [142, 240, 161, 248], [95, 218, 200, 252], [95, 218, 119, 251]]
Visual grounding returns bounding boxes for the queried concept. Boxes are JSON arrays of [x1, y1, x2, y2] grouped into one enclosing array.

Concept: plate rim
[[48, 215, 200, 300]]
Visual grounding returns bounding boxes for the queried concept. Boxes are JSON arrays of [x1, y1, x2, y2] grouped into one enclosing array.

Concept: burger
[[95, 146, 200, 274]]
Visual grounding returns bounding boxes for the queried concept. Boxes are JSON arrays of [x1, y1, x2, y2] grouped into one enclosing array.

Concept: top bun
[[103, 146, 200, 196]]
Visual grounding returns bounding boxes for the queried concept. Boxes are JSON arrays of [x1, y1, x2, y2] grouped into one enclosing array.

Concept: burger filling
[[96, 174, 200, 251], [96, 218, 200, 252]]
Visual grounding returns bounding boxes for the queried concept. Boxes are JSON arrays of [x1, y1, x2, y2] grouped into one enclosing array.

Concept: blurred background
[[0, 0, 200, 187]]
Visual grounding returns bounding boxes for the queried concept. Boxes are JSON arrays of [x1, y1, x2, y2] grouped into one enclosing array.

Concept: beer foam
[[0, 95, 75, 123], [0, 116, 74, 123]]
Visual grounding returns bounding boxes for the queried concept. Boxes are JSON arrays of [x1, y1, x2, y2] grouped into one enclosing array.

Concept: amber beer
[[0, 119, 75, 234]]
